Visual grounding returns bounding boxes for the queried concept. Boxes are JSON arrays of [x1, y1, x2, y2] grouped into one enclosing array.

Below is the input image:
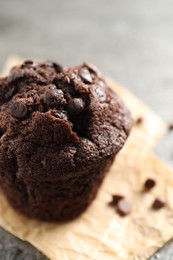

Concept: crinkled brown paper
[[0, 56, 172, 260]]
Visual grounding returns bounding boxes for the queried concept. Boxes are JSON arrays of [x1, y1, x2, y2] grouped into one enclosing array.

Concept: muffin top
[[0, 61, 132, 179]]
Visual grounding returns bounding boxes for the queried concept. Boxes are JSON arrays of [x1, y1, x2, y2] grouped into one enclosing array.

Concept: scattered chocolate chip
[[79, 68, 93, 84], [144, 178, 156, 190], [168, 123, 173, 131], [44, 89, 64, 107], [135, 117, 143, 125], [109, 194, 124, 206], [117, 199, 132, 216], [66, 98, 84, 115], [10, 101, 27, 119], [152, 198, 166, 210], [95, 86, 106, 102]]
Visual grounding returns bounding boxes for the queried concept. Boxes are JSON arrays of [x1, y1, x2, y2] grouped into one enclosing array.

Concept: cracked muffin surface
[[0, 60, 132, 221]]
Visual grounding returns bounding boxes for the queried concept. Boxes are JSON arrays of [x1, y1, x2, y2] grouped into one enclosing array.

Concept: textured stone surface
[[0, 0, 173, 259], [0, 228, 48, 260], [149, 239, 173, 260]]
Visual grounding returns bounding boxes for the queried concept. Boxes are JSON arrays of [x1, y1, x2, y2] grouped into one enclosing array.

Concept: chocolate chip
[[117, 199, 132, 216], [66, 98, 84, 115], [44, 89, 64, 107], [95, 86, 106, 102], [168, 123, 173, 131], [22, 60, 36, 69], [39, 61, 64, 74], [135, 117, 143, 125], [62, 85, 76, 99], [24, 60, 33, 65], [109, 194, 124, 206], [10, 101, 27, 119], [144, 178, 156, 190], [53, 63, 64, 73], [54, 79, 76, 98], [79, 68, 93, 84], [152, 198, 166, 210]]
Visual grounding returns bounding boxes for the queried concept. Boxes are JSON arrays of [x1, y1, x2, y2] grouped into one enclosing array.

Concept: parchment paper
[[0, 56, 172, 260]]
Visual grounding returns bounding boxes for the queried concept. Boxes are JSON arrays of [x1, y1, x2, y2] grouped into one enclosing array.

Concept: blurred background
[[0, 1, 173, 258]]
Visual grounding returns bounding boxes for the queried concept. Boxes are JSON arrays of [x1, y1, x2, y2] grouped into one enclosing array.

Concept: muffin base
[[0, 156, 115, 222]]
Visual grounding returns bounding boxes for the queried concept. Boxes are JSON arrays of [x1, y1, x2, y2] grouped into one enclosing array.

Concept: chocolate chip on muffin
[[79, 68, 93, 84], [10, 101, 27, 119], [66, 98, 84, 115], [44, 88, 64, 107]]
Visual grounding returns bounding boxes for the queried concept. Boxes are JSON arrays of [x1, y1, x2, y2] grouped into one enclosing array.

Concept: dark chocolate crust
[[0, 60, 132, 221]]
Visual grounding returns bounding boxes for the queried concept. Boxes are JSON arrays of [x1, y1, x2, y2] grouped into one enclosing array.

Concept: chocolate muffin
[[0, 60, 132, 221]]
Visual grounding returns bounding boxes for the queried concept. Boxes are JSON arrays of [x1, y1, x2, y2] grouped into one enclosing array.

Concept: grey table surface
[[0, 0, 173, 259]]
